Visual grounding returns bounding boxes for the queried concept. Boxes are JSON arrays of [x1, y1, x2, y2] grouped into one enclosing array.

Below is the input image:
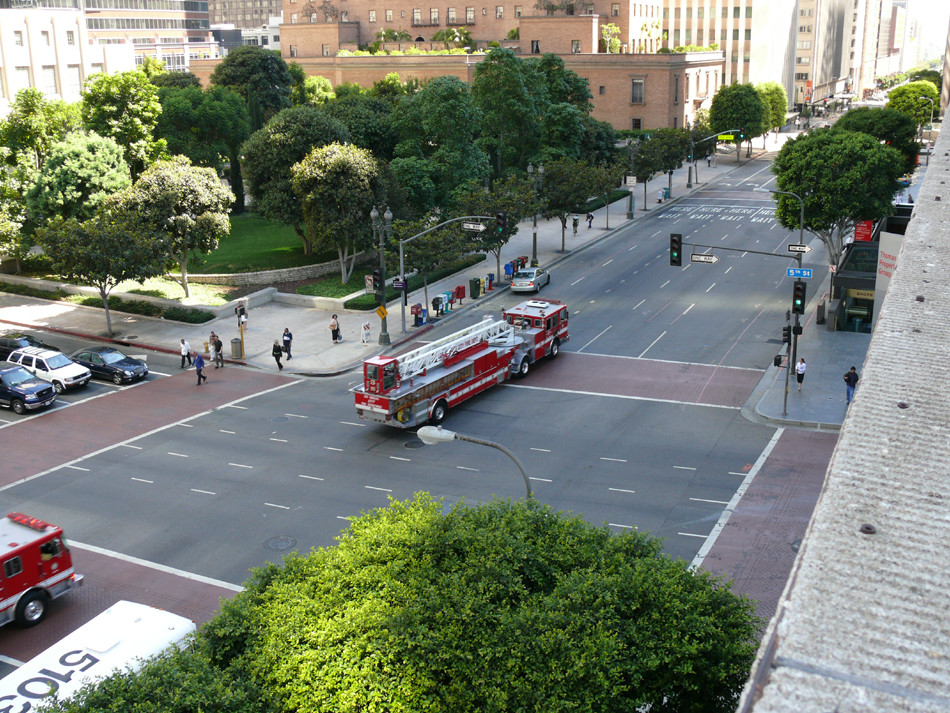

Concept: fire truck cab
[[0, 512, 83, 628]]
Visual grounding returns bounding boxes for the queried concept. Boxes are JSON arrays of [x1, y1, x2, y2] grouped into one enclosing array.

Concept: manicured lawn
[[196, 214, 338, 274]]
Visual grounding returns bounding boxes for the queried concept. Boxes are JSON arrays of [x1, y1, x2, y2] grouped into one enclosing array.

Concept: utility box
[[469, 277, 481, 299]]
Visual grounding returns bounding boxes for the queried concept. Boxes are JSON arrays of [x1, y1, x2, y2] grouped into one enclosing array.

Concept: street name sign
[[690, 253, 719, 264], [787, 244, 812, 253], [787, 268, 813, 278], [393, 279, 407, 289], [462, 222, 486, 232], [718, 134, 734, 141]]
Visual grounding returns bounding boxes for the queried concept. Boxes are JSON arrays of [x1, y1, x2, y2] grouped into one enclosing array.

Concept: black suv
[[0, 362, 57, 414], [0, 333, 58, 361]]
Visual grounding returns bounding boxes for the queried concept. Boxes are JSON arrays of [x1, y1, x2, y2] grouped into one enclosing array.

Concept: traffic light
[[782, 325, 791, 344], [372, 268, 382, 294], [738, 128, 746, 140], [792, 280, 806, 315], [495, 212, 507, 234], [669, 233, 682, 266]]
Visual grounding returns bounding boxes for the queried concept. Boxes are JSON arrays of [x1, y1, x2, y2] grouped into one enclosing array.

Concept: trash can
[[816, 301, 826, 325], [231, 338, 243, 358], [470, 277, 481, 299], [663, 187, 670, 199], [773, 354, 782, 367], [505, 262, 515, 280]]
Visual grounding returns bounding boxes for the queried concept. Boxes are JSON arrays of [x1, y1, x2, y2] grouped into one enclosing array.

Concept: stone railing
[[185, 252, 372, 286]]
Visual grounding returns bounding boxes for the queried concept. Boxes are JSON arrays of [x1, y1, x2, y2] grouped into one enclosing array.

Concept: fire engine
[[0, 512, 83, 628], [354, 298, 569, 428]]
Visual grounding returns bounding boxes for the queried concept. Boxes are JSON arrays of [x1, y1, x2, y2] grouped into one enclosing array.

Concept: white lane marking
[[131, 477, 153, 484], [504, 383, 742, 411], [65, 465, 90, 472], [529, 477, 553, 482], [706, 282, 716, 293], [602, 259, 613, 267], [721, 234, 728, 241], [390, 456, 411, 462], [337, 516, 351, 521], [0, 381, 299, 493], [609, 487, 636, 494], [168, 452, 188, 458], [265, 502, 289, 510], [191, 488, 215, 495], [651, 231, 661, 237], [609, 523, 635, 529], [324, 446, 343, 452], [530, 447, 551, 452], [71, 541, 242, 591], [678, 532, 707, 539], [674, 465, 697, 471], [690, 497, 729, 505], [178, 423, 193, 428], [579, 325, 612, 353], [724, 266, 733, 274], [269, 438, 287, 443], [563, 352, 761, 372], [728, 471, 748, 476], [628, 244, 638, 251], [600, 457, 628, 463], [682, 303, 695, 315], [570, 276, 585, 286], [691, 429, 784, 570], [227, 405, 248, 410], [365, 486, 393, 492], [660, 280, 670, 288], [121, 444, 142, 450], [340, 421, 366, 427], [298, 474, 324, 481], [229, 463, 253, 469], [456, 466, 479, 472], [638, 330, 666, 358], [736, 162, 774, 186], [632, 299, 645, 311], [284, 413, 307, 418], [219, 429, 235, 434]]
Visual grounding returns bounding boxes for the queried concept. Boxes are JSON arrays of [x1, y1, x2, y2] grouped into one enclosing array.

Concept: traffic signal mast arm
[[680, 241, 798, 261]]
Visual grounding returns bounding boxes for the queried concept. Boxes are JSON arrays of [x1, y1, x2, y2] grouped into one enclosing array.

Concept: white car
[[7, 347, 91, 393], [510, 267, 551, 293]]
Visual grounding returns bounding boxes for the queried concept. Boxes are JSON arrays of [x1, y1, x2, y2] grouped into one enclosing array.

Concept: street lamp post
[[417, 426, 533, 499], [527, 162, 543, 267], [370, 206, 392, 345], [918, 96, 934, 165], [626, 140, 639, 219]]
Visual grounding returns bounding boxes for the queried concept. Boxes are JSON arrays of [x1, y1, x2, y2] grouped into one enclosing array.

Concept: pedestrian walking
[[208, 331, 217, 363], [586, 212, 594, 228], [282, 327, 293, 360], [235, 300, 247, 328], [361, 321, 371, 345], [212, 333, 224, 368], [707, 154, 712, 167], [844, 366, 859, 404], [796, 357, 806, 391], [330, 314, 341, 344], [194, 351, 207, 385], [272, 340, 284, 371], [180, 338, 192, 368]]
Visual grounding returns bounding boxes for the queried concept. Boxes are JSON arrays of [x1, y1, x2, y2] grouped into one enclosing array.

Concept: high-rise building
[[209, 0, 282, 30]]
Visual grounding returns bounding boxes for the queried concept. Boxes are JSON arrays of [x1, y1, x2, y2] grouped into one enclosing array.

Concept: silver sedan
[[510, 267, 551, 293]]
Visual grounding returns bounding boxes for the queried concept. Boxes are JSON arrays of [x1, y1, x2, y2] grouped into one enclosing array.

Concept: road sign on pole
[[462, 222, 486, 232], [376, 305, 388, 320], [690, 253, 719, 264], [786, 267, 813, 278], [787, 244, 812, 254]]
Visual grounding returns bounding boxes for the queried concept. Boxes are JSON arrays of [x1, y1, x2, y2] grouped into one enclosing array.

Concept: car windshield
[[101, 351, 126, 365], [46, 354, 73, 369], [513, 270, 534, 279], [1, 367, 35, 387]]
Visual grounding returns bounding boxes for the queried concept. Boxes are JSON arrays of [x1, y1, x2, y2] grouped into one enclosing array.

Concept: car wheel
[[15, 590, 47, 627], [11, 399, 25, 415], [53, 381, 64, 394], [550, 338, 560, 359], [112, 373, 123, 385], [430, 399, 448, 426], [516, 356, 530, 378]]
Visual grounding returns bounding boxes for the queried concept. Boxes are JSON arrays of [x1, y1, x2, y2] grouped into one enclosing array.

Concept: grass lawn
[[116, 277, 236, 306], [196, 214, 338, 274]]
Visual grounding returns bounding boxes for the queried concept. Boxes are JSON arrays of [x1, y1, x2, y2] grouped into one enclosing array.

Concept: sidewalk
[[0, 133, 868, 430]]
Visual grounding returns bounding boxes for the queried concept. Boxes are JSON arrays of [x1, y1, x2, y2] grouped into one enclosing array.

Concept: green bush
[[573, 189, 631, 214]]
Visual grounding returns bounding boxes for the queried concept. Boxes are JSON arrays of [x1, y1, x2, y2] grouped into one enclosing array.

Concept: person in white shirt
[[796, 357, 806, 392], [180, 338, 192, 368]]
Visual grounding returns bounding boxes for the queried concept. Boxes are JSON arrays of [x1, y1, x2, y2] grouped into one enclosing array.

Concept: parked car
[[0, 333, 59, 361], [510, 267, 551, 293], [70, 346, 148, 385], [0, 362, 57, 414], [6, 347, 91, 393]]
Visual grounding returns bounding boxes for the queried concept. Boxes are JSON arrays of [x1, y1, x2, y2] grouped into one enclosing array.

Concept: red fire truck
[[354, 298, 569, 428], [0, 512, 83, 628]]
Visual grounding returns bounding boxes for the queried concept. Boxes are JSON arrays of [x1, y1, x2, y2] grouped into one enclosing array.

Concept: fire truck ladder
[[397, 317, 513, 380]]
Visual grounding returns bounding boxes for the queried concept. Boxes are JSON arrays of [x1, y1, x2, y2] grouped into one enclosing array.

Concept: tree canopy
[[755, 81, 788, 132], [885, 80, 939, 130], [0, 88, 81, 169], [832, 106, 919, 173], [709, 83, 767, 158], [209, 46, 293, 132]]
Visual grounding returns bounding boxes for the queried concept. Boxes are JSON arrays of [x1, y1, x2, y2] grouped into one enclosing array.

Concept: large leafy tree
[[629, 136, 665, 209], [81, 70, 166, 179], [772, 129, 904, 266], [389, 214, 472, 309], [0, 88, 82, 169], [36, 206, 168, 336], [832, 106, 919, 173], [650, 127, 691, 198], [886, 80, 939, 134], [322, 94, 397, 160], [709, 83, 767, 161], [290, 142, 385, 283], [236, 495, 759, 713], [579, 115, 620, 167], [755, 81, 788, 133], [241, 106, 349, 256], [209, 45, 293, 132], [26, 131, 131, 224], [288, 63, 335, 106], [0, 149, 31, 272], [539, 158, 597, 251], [123, 156, 233, 297], [149, 71, 202, 89], [525, 53, 592, 111]]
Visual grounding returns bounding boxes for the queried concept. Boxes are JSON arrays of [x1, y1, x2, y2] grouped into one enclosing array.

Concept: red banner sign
[[854, 220, 873, 242]]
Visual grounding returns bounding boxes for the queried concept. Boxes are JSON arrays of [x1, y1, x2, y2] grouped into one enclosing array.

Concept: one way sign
[[690, 253, 719, 264]]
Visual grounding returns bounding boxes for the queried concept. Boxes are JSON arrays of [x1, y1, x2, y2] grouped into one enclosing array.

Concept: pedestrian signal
[[782, 325, 791, 344]]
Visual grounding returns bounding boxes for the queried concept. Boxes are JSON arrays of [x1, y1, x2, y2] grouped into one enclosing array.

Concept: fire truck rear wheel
[[550, 339, 560, 359], [430, 399, 448, 426], [516, 357, 530, 378], [15, 590, 48, 627]]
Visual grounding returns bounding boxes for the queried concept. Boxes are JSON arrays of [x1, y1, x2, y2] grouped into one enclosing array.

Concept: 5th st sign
[[690, 253, 720, 264]]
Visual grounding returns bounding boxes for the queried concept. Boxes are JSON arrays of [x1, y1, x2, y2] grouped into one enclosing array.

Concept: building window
[[631, 117, 642, 130], [611, 2, 618, 15], [684, 29, 690, 43], [631, 77, 644, 104], [91, 63, 103, 73], [744, 29, 750, 40], [745, 6, 751, 17], [797, 40, 811, 49], [733, 6, 740, 18], [290, 13, 297, 22], [41, 31, 51, 46], [431, 8, 438, 23], [673, 117, 677, 128], [697, 7, 703, 18], [732, 29, 738, 40], [673, 29, 679, 44], [273, 35, 280, 42], [795, 72, 809, 80], [42, 66, 57, 94], [289, 44, 297, 56], [261, 36, 269, 44], [599, 85, 605, 95], [15, 67, 31, 92], [65, 64, 82, 95], [799, 25, 812, 33], [369, 9, 376, 21], [799, 8, 813, 16], [386, 9, 393, 21], [447, 7, 456, 22], [662, 8, 668, 19], [466, 6, 474, 21], [796, 56, 810, 64], [401, 10, 406, 17], [14, 31, 24, 46], [674, 7, 679, 18], [67, 30, 76, 45], [495, 5, 503, 18], [513, 5, 520, 17], [412, 8, 421, 23], [322, 43, 330, 55], [530, 39, 540, 53], [673, 75, 679, 104], [482, 7, 487, 14], [340, 11, 347, 20], [571, 39, 580, 53]]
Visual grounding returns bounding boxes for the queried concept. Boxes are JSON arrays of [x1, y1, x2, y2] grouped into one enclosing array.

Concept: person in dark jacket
[[844, 366, 859, 404], [194, 351, 207, 385], [272, 340, 283, 371]]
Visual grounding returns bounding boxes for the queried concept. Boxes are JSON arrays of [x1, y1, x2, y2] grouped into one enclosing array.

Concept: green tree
[[886, 80, 939, 134], [245, 495, 759, 713], [589, 158, 626, 228], [709, 83, 767, 162], [35, 206, 169, 336], [376, 28, 412, 42], [539, 157, 597, 250], [600, 22, 622, 53], [241, 106, 350, 256], [136, 56, 167, 80], [26, 131, 131, 224], [832, 106, 919, 173], [0, 149, 31, 272], [772, 129, 904, 266], [390, 214, 471, 308], [755, 81, 788, 133], [0, 88, 82, 169], [81, 71, 166, 179], [288, 64, 335, 106], [323, 94, 398, 160], [388, 156, 436, 215], [209, 45, 293, 132], [149, 71, 202, 89], [629, 136, 664, 209], [123, 156, 233, 297], [909, 69, 941, 87], [290, 142, 385, 283], [431, 26, 473, 49], [579, 115, 620, 166], [650, 127, 690, 197], [526, 53, 592, 113]]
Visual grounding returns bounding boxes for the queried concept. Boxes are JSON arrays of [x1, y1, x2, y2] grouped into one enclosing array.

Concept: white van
[[7, 347, 91, 393]]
